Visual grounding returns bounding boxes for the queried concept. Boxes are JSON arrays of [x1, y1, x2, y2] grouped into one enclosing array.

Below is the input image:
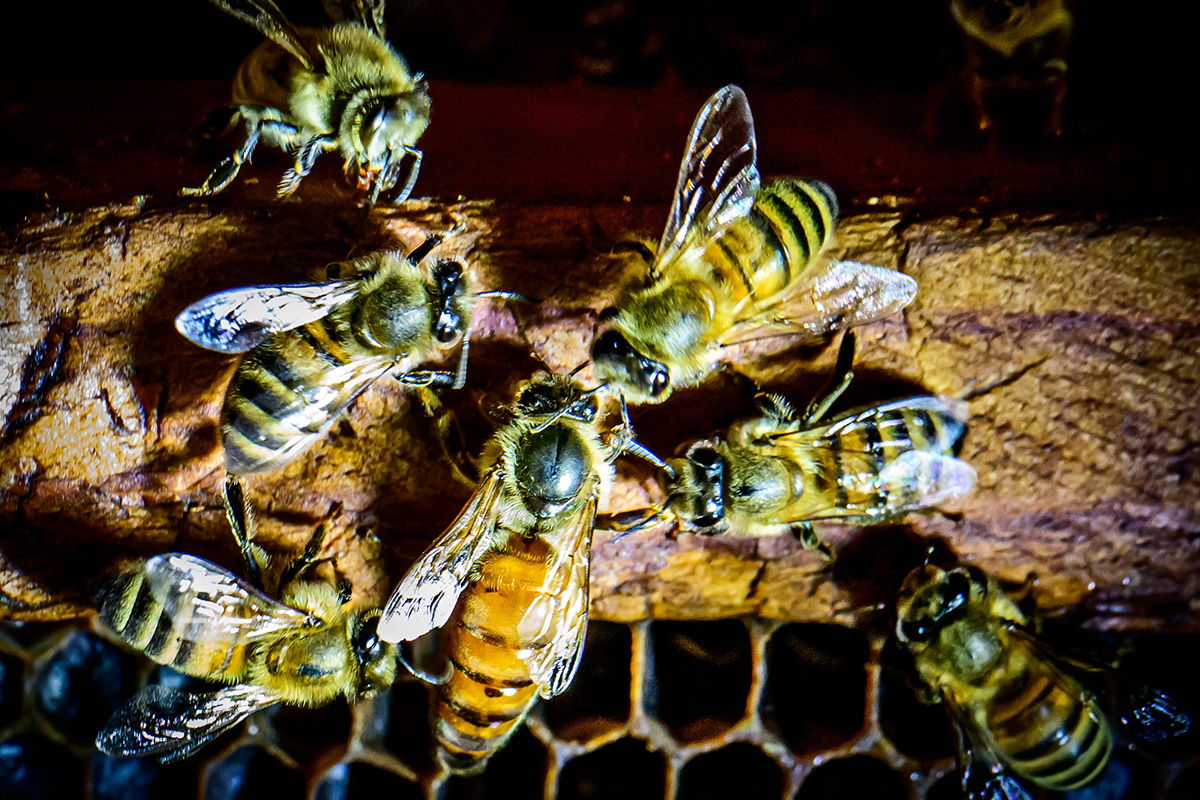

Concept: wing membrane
[[518, 494, 598, 698], [176, 279, 362, 353], [720, 260, 917, 347], [377, 470, 506, 642], [942, 691, 1035, 800], [206, 0, 315, 68], [96, 684, 278, 764], [656, 85, 761, 273]]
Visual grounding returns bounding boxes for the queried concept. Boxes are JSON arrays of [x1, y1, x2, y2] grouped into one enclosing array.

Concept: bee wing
[[718, 260, 917, 347], [942, 691, 1036, 800], [320, 0, 387, 37], [96, 684, 278, 764], [518, 493, 598, 698], [655, 85, 761, 274], [175, 279, 362, 353], [377, 470, 506, 643], [139, 553, 311, 641], [1010, 628, 1191, 744], [205, 0, 317, 69]]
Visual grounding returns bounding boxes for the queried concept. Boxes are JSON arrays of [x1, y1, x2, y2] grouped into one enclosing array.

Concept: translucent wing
[[96, 684, 278, 764], [321, 0, 387, 37], [377, 470, 506, 643], [942, 691, 1035, 800], [206, 0, 315, 68], [876, 451, 977, 509], [1011, 628, 1191, 744], [176, 279, 362, 353], [94, 553, 311, 650], [719, 260, 917, 347], [518, 493, 598, 698], [655, 85, 761, 273]]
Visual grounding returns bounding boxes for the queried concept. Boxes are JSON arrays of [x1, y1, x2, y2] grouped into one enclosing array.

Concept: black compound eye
[[939, 571, 971, 619], [436, 314, 460, 343], [354, 617, 387, 664], [690, 447, 721, 471], [644, 360, 669, 397], [985, 1, 1013, 23], [900, 619, 933, 642], [592, 330, 632, 359]]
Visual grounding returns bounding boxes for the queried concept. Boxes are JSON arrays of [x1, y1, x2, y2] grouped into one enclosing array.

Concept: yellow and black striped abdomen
[[987, 658, 1113, 790], [221, 315, 391, 475], [93, 567, 251, 684], [434, 535, 550, 774], [700, 179, 839, 309]]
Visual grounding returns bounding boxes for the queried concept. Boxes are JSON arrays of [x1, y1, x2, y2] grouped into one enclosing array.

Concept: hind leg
[[181, 107, 297, 197], [223, 476, 270, 590]]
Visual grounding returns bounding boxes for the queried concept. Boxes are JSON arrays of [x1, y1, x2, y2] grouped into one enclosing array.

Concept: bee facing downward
[[377, 373, 661, 774], [897, 562, 1190, 798], [592, 84, 917, 405], [653, 334, 976, 555], [183, 0, 429, 202], [176, 240, 476, 476], [94, 481, 396, 763]]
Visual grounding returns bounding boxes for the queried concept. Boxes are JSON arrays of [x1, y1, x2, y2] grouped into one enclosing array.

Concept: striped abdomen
[[987, 656, 1113, 790], [93, 568, 251, 683], [699, 179, 839, 308], [221, 314, 392, 475], [434, 534, 550, 773]]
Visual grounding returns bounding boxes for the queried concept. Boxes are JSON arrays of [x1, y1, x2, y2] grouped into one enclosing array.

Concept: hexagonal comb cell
[[90, 752, 199, 800], [761, 624, 868, 755], [0, 733, 84, 800], [204, 746, 306, 800], [269, 699, 352, 763], [34, 630, 138, 745], [647, 619, 752, 742], [556, 737, 666, 800], [384, 679, 436, 773], [315, 762, 422, 800], [676, 742, 783, 800], [877, 639, 953, 762], [543, 621, 632, 741], [441, 726, 548, 800], [795, 755, 907, 800]]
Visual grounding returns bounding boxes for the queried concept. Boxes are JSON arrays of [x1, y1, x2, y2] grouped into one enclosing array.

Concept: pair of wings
[[95, 554, 321, 762], [652, 85, 916, 346], [207, 0, 386, 70], [943, 627, 1191, 800], [765, 395, 976, 518], [378, 469, 598, 698]]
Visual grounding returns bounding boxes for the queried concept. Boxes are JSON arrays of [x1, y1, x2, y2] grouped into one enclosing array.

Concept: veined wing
[[321, 0, 387, 37], [176, 279, 362, 353], [96, 684, 278, 764], [942, 691, 1035, 800], [206, 0, 316, 69], [719, 260, 916, 347], [655, 85, 761, 274], [377, 470, 506, 643], [518, 493, 598, 698]]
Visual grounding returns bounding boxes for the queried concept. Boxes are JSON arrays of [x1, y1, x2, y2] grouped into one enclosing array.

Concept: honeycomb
[[2, 615, 1196, 799]]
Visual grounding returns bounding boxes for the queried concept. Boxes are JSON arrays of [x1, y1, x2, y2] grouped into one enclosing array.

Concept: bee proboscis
[[377, 373, 660, 773], [183, 0, 429, 202], [175, 240, 477, 476], [896, 562, 1191, 798], [94, 480, 396, 763], [591, 84, 917, 405]]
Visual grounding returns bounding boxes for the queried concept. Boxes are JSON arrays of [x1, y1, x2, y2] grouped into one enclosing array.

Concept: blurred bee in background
[[896, 561, 1190, 798], [591, 84, 916, 405], [608, 334, 975, 555], [176, 238, 486, 477], [950, 0, 1073, 136], [183, 0, 429, 202], [377, 372, 664, 773], [94, 479, 396, 763]]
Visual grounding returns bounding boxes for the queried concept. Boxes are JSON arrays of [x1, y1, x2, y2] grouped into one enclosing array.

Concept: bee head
[[514, 375, 599, 425], [591, 328, 670, 404], [513, 423, 591, 519], [895, 565, 988, 650], [350, 612, 397, 697], [671, 443, 726, 530], [348, 89, 431, 199], [430, 259, 468, 343]]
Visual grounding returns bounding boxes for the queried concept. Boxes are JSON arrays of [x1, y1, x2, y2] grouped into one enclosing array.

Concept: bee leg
[[223, 476, 268, 590], [416, 386, 479, 486], [387, 146, 423, 205], [790, 522, 833, 560], [279, 522, 329, 589], [330, 560, 353, 606], [278, 135, 338, 197], [181, 119, 262, 198], [802, 331, 857, 424], [397, 641, 453, 685]]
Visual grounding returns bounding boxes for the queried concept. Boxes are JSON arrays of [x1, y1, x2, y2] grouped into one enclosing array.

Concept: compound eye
[[690, 447, 721, 471], [940, 571, 970, 618], [436, 315, 460, 343], [985, 1, 1013, 23], [592, 330, 632, 359], [900, 619, 933, 643], [354, 616, 387, 664], [645, 361, 669, 397]]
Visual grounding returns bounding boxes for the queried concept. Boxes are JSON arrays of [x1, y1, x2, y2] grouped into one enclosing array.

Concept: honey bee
[[377, 372, 660, 773], [94, 481, 396, 763], [176, 240, 477, 476], [591, 84, 917, 405], [896, 562, 1191, 798], [950, 0, 1073, 136], [615, 334, 976, 555], [182, 0, 429, 202]]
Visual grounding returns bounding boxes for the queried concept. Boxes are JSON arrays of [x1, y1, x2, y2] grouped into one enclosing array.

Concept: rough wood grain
[[1, 198, 1197, 631]]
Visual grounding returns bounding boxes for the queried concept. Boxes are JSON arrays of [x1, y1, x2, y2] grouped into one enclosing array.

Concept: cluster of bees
[[85, 0, 1186, 797]]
